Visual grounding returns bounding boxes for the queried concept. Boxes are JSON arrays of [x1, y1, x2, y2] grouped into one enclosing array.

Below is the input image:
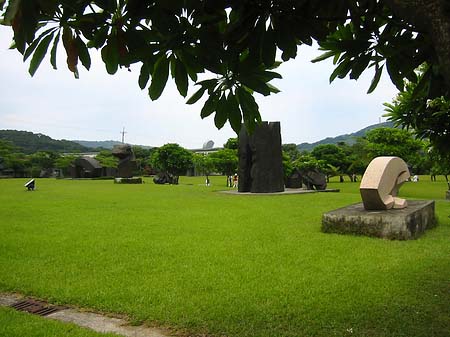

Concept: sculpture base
[[114, 177, 143, 184], [446, 190, 450, 200], [322, 200, 436, 240]]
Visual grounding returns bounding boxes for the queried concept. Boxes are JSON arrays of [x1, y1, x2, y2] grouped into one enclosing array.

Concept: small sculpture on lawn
[[360, 156, 410, 210], [24, 179, 35, 191], [153, 172, 178, 185]]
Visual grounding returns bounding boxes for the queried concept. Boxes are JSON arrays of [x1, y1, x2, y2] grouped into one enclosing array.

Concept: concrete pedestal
[[322, 200, 436, 240], [114, 177, 143, 184]]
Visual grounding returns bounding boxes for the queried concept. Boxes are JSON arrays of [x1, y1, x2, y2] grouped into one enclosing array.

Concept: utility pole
[[120, 127, 127, 143]]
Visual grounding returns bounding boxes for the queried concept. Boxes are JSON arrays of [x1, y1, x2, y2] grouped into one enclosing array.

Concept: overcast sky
[[0, 26, 398, 149]]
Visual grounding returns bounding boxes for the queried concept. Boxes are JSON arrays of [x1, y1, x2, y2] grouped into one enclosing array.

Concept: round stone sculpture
[[360, 156, 410, 210]]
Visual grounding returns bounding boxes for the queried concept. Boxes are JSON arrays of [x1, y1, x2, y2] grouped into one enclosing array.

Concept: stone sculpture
[[238, 122, 284, 193], [285, 168, 303, 188], [360, 156, 410, 210], [112, 144, 137, 178], [153, 173, 178, 185], [69, 156, 103, 178], [285, 168, 327, 190], [300, 169, 327, 190], [24, 179, 35, 191]]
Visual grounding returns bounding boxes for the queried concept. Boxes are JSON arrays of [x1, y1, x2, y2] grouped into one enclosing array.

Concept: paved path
[[0, 293, 170, 337]]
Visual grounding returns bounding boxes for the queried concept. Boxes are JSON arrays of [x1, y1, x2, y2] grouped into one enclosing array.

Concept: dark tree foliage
[[384, 67, 450, 158], [150, 143, 193, 177], [1, 1, 449, 136], [223, 138, 238, 150]]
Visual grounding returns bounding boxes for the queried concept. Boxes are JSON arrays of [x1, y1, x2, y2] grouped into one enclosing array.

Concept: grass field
[[0, 176, 449, 337]]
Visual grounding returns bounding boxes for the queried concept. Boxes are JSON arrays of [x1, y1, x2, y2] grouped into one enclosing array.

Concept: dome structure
[[202, 140, 214, 149]]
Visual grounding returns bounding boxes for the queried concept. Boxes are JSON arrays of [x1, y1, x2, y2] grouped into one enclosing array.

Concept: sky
[[0, 26, 399, 149]]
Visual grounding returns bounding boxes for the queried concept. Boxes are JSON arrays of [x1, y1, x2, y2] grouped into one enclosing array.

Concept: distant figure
[[412, 175, 418, 182], [206, 177, 210, 186], [232, 174, 238, 188], [227, 175, 233, 187]]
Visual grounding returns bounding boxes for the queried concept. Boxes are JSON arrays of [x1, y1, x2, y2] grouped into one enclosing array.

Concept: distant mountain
[[72, 140, 123, 150], [0, 130, 89, 154], [297, 121, 395, 151], [72, 140, 153, 150]]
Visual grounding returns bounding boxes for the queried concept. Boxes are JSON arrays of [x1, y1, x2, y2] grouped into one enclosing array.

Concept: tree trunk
[[384, 0, 450, 90]]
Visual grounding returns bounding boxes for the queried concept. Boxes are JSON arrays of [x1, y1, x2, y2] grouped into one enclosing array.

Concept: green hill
[[297, 121, 394, 151], [0, 130, 89, 154], [72, 140, 124, 150]]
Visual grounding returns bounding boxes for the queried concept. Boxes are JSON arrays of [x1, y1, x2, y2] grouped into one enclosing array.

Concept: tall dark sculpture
[[112, 144, 137, 178], [238, 122, 284, 193]]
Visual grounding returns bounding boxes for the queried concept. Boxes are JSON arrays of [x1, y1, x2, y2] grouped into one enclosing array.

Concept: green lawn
[[0, 176, 449, 337]]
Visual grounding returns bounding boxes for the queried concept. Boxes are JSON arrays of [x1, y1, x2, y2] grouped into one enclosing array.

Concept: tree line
[[2, 128, 449, 189]]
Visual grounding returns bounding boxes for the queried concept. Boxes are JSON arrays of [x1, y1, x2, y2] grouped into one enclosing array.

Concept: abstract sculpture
[[238, 122, 284, 193], [112, 144, 137, 178], [360, 156, 410, 210]]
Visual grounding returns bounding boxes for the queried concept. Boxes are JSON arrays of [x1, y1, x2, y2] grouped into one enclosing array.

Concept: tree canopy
[[1, 1, 449, 136], [150, 143, 193, 177], [384, 67, 450, 158]]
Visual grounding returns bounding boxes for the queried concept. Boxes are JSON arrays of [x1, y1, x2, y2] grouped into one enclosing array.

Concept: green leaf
[[23, 27, 56, 61], [186, 86, 207, 105], [50, 30, 60, 70], [170, 54, 176, 79], [226, 92, 242, 133], [101, 36, 119, 75], [236, 86, 260, 133], [197, 79, 218, 92], [178, 50, 202, 82], [2, 0, 20, 25], [267, 83, 281, 94], [76, 36, 91, 70], [138, 63, 150, 89], [239, 75, 271, 96], [367, 64, 383, 94], [349, 55, 371, 80], [174, 58, 188, 97], [262, 28, 276, 67], [386, 59, 404, 91], [311, 50, 336, 63], [28, 32, 54, 76], [63, 27, 79, 77], [93, 0, 117, 11], [214, 95, 228, 129], [329, 59, 351, 83], [149, 54, 170, 100], [200, 92, 219, 119], [88, 26, 109, 49], [259, 71, 282, 81]]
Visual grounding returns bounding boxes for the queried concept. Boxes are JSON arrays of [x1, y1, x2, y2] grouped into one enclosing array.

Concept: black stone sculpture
[[112, 144, 137, 178], [284, 168, 327, 190], [69, 156, 103, 178], [285, 168, 303, 188], [153, 172, 178, 185], [300, 168, 327, 190], [238, 122, 284, 193]]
